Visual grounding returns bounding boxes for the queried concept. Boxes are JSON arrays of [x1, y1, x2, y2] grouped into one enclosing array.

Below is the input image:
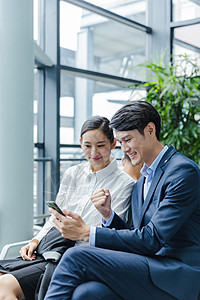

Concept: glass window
[[34, 68, 45, 144], [60, 127, 75, 144], [60, 1, 147, 81], [60, 70, 146, 143], [60, 2, 82, 51], [33, 148, 38, 217], [173, 0, 200, 22], [83, 0, 146, 24], [60, 72, 75, 144], [60, 145, 85, 180], [33, 100, 38, 143], [174, 23, 200, 49], [173, 44, 200, 59], [34, 0, 39, 42], [173, 22, 200, 69], [34, 69, 39, 144], [93, 88, 146, 119], [60, 97, 74, 117], [34, 0, 45, 49], [173, 44, 200, 76]]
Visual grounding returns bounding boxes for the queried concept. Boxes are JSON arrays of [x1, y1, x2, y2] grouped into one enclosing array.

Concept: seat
[[0, 240, 30, 260]]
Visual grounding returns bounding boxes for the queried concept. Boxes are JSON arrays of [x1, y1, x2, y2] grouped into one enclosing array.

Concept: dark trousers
[[44, 246, 176, 300]]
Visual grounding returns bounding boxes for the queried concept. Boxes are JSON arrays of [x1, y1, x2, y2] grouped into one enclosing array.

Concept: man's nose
[[121, 143, 130, 153]]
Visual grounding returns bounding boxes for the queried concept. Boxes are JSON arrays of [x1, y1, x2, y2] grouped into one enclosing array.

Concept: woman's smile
[[81, 129, 116, 172], [91, 157, 101, 161]]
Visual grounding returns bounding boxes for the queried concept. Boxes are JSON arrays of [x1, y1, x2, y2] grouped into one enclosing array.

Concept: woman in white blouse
[[0, 116, 134, 300]]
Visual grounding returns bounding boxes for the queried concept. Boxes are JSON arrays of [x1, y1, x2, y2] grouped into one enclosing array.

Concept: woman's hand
[[91, 189, 112, 221], [19, 239, 39, 261]]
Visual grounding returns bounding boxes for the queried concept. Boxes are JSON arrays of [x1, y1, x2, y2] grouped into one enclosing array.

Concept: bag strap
[[42, 251, 61, 262], [35, 261, 58, 300]]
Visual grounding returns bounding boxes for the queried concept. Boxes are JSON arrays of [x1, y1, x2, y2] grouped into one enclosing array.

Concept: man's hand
[[91, 189, 112, 222], [50, 208, 90, 242], [19, 239, 39, 261]]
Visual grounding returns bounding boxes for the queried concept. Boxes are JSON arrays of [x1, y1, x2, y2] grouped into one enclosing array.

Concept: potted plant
[[133, 53, 200, 165]]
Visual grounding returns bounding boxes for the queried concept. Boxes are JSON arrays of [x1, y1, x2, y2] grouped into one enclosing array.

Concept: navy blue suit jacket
[[95, 146, 200, 299]]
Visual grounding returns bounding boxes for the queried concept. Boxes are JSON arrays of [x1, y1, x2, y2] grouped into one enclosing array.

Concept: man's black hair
[[110, 100, 161, 140]]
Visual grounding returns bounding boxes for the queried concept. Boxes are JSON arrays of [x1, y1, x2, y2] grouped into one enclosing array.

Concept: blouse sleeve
[[33, 166, 74, 242], [110, 171, 134, 222]]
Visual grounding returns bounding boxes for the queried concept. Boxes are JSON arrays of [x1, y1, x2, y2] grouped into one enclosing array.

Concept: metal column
[[0, 0, 34, 248]]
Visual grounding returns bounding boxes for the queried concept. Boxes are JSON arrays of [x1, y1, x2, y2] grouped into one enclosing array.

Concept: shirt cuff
[[102, 211, 114, 227], [89, 226, 96, 246]]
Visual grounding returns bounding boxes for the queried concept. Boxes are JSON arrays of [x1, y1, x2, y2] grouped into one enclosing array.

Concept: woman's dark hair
[[80, 116, 114, 143], [110, 100, 161, 141]]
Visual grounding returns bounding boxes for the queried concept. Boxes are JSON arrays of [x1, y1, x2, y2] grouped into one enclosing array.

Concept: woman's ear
[[111, 138, 117, 150], [79, 138, 82, 147]]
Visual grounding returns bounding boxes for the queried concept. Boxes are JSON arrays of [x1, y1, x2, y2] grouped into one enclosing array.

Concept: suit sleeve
[[106, 212, 131, 229], [95, 162, 200, 255]]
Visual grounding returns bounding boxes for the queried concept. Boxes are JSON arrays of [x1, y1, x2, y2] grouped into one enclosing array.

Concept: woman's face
[[81, 129, 116, 172]]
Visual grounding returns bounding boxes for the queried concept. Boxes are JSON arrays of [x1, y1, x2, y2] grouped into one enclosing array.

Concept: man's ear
[[79, 138, 82, 147], [146, 122, 155, 136], [111, 138, 117, 150]]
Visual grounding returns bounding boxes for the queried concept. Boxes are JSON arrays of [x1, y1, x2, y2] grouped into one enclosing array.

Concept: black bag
[[0, 227, 74, 272], [36, 226, 75, 255]]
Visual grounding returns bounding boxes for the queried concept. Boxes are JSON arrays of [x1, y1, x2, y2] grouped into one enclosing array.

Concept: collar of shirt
[[84, 157, 118, 181], [141, 145, 168, 181]]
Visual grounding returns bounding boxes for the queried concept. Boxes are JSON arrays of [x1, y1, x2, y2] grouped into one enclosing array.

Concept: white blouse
[[34, 158, 134, 242]]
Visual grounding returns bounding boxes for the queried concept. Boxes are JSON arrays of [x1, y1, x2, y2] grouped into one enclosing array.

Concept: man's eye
[[97, 145, 105, 147], [85, 145, 91, 148], [125, 139, 131, 143]]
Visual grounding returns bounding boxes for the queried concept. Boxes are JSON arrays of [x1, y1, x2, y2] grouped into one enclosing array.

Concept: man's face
[[115, 126, 154, 167]]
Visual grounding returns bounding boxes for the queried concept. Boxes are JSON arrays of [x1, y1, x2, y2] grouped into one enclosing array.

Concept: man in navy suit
[[44, 101, 200, 300]]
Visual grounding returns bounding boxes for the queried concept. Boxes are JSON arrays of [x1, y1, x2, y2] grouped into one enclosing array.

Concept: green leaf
[[128, 53, 200, 165]]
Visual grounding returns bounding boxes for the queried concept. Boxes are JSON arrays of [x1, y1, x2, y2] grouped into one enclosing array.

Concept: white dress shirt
[[140, 146, 168, 199], [34, 157, 134, 244]]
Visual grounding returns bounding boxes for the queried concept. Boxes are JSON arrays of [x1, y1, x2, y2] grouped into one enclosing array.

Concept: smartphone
[[46, 201, 66, 216]]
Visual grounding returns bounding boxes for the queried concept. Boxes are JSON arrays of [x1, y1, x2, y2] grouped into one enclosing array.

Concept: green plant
[[133, 53, 200, 165]]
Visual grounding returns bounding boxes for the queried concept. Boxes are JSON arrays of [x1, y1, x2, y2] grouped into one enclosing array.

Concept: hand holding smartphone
[[46, 201, 66, 216]]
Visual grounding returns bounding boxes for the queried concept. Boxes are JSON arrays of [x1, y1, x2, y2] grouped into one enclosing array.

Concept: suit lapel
[[138, 146, 177, 228], [139, 166, 164, 226], [132, 177, 145, 228]]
